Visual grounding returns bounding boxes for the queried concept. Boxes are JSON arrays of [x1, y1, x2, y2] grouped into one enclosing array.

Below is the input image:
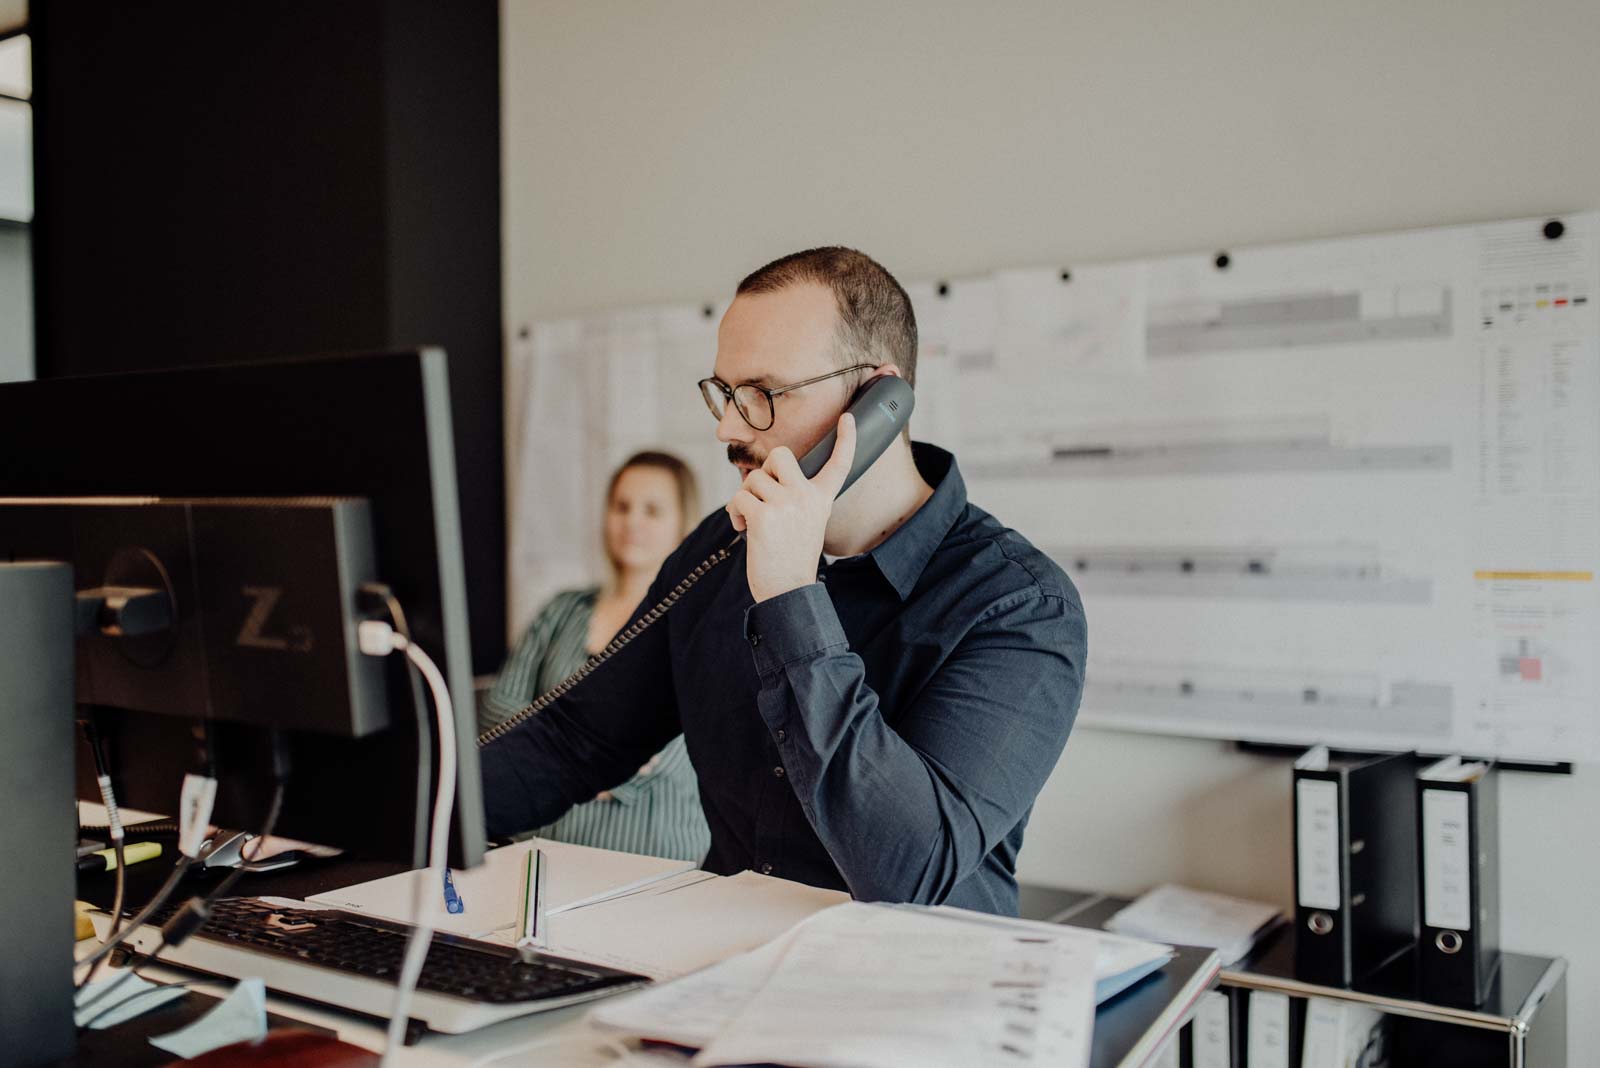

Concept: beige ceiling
[[0, 0, 26, 38]]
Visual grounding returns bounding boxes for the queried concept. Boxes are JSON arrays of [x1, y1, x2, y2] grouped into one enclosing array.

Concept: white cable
[[95, 774, 127, 954], [76, 771, 213, 987], [96, 774, 125, 844], [360, 621, 457, 1065]]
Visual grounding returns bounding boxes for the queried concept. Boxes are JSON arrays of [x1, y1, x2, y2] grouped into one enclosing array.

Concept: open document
[[305, 837, 695, 943], [546, 869, 849, 979], [594, 901, 1173, 1068]]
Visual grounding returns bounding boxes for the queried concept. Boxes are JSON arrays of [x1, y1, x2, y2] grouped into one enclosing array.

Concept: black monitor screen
[[0, 349, 485, 867]]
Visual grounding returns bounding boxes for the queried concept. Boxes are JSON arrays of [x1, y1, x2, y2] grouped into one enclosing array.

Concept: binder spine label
[[1301, 998, 1345, 1068], [1191, 990, 1231, 1068], [1296, 778, 1342, 910], [1423, 787, 1472, 930], [1247, 990, 1291, 1068]]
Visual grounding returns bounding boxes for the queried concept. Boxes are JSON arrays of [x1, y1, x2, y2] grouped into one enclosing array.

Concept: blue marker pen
[[442, 866, 465, 914]]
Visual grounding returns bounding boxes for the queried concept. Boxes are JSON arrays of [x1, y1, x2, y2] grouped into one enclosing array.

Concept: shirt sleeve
[[602, 734, 695, 806], [744, 580, 1084, 905], [479, 580, 684, 839]]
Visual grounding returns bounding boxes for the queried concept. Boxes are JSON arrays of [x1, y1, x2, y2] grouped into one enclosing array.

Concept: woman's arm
[[478, 591, 587, 733]]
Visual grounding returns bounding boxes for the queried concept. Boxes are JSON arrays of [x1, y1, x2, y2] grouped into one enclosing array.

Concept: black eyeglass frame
[[698, 363, 877, 431]]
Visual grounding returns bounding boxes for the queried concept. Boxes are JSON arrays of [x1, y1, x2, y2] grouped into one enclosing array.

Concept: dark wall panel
[[380, 0, 505, 674], [32, 0, 504, 670]]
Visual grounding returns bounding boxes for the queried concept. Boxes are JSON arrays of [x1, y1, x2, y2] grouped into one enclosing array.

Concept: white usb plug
[[358, 619, 405, 657]]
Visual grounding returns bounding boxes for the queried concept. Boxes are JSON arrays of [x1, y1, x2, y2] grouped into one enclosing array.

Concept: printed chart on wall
[[508, 214, 1600, 763], [505, 303, 735, 636]]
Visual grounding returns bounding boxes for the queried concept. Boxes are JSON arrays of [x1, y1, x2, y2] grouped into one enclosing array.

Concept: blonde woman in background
[[479, 451, 710, 861]]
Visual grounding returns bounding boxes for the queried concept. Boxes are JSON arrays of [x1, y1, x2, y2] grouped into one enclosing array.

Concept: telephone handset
[[795, 373, 915, 492], [477, 374, 916, 747]]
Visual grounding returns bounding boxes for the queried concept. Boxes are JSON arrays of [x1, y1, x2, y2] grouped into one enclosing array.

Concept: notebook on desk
[[305, 836, 696, 944], [544, 868, 851, 979]]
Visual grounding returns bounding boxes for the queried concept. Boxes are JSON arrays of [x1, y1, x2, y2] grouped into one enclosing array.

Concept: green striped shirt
[[478, 587, 710, 863]]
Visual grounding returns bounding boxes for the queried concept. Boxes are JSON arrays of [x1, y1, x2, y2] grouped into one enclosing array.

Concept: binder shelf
[[1026, 888, 1568, 1068]]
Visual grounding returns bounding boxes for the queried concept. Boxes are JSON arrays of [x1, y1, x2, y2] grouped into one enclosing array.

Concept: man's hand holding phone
[[728, 412, 856, 603]]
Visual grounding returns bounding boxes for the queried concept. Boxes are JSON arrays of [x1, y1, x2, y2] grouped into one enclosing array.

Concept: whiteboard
[[507, 214, 1600, 763]]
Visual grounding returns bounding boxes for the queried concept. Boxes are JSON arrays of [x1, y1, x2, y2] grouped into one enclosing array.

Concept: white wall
[[503, 0, 1600, 1055]]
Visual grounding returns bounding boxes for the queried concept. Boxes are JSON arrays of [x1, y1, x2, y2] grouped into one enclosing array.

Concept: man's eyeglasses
[[698, 364, 875, 432]]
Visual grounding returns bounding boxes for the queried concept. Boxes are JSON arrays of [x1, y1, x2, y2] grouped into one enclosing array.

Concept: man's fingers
[[815, 413, 857, 496], [742, 468, 780, 501], [764, 445, 805, 485], [726, 489, 762, 532]]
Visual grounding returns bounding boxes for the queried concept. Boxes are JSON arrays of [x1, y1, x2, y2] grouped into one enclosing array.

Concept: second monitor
[[0, 348, 486, 868]]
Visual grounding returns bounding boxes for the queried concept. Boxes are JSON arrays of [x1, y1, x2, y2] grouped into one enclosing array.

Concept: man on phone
[[483, 247, 1084, 915]]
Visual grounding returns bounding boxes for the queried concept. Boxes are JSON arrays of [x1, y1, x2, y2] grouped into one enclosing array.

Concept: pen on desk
[[517, 848, 546, 947], [442, 865, 465, 914], [76, 841, 162, 873]]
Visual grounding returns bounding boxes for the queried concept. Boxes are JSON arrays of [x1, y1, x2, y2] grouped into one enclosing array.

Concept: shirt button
[[773, 765, 785, 778], [775, 728, 787, 743], [760, 862, 774, 875], [748, 633, 762, 648]]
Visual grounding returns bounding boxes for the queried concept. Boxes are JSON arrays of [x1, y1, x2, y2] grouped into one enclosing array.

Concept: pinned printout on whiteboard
[[504, 303, 731, 634], [506, 214, 1600, 763]]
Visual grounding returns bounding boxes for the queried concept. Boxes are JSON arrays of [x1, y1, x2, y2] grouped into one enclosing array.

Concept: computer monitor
[[0, 349, 486, 868]]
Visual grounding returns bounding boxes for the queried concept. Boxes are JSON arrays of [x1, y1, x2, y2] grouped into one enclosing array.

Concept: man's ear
[[855, 365, 902, 393]]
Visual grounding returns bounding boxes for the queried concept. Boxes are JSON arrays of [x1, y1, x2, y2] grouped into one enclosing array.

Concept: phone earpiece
[[797, 376, 915, 497]]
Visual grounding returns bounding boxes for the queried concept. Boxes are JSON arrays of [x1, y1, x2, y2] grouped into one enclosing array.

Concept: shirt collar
[[852, 442, 967, 601]]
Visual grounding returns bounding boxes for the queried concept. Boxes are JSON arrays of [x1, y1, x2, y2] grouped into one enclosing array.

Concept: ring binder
[[1292, 746, 1418, 987], [1417, 756, 1501, 1007]]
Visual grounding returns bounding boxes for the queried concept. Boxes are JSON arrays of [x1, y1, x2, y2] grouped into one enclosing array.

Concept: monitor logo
[[237, 586, 314, 653]]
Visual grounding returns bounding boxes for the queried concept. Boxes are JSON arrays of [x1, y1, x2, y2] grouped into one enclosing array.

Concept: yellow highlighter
[[76, 841, 162, 874]]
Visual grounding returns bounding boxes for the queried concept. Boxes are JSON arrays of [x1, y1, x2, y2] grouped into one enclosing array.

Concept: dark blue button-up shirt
[[481, 443, 1086, 915]]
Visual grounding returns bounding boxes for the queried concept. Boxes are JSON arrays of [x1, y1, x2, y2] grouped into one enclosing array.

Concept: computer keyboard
[[120, 896, 649, 1035]]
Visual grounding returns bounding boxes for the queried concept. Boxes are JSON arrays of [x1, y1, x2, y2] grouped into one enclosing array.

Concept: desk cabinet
[[1021, 886, 1567, 1068]]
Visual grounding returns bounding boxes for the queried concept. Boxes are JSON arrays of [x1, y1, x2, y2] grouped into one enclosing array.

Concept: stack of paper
[[305, 837, 696, 944], [593, 901, 1174, 1068], [1106, 883, 1282, 964], [913, 905, 1175, 1003]]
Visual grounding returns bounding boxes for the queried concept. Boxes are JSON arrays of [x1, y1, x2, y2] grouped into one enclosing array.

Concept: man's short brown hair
[[737, 247, 918, 388]]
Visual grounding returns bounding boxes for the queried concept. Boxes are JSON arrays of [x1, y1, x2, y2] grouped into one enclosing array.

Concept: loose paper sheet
[[691, 903, 1097, 1068]]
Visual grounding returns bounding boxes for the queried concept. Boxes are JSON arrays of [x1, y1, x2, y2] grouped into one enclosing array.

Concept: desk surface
[[77, 850, 1216, 1067]]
